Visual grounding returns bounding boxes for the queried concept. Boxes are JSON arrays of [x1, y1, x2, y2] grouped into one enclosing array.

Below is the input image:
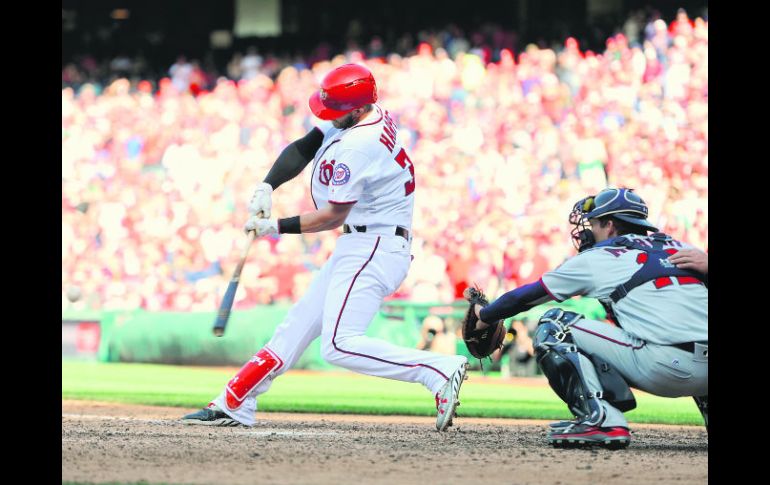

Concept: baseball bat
[[213, 230, 257, 336]]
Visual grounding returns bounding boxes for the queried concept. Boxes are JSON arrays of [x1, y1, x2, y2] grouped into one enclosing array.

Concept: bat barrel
[[211, 231, 256, 337]]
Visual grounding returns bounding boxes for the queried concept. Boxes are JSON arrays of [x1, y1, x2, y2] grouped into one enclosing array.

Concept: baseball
[[66, 285, 82, 303]]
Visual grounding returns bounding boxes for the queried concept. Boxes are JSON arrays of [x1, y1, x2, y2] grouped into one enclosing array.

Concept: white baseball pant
[[211, 231, 467, 425]]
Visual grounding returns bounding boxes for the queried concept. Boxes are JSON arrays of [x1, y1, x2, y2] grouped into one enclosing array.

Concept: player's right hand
[[248, 182, 273, 218], [244, 216, 278, 237]]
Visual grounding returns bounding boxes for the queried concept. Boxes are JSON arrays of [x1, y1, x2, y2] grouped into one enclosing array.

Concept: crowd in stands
[[62, 9, 708, 313]]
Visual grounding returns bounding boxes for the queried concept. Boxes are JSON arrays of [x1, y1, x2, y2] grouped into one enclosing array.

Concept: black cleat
[[693, 395, 708, 433], [181, 406, 241, 426]]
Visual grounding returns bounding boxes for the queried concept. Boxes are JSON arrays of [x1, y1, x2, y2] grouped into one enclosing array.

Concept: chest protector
[[596, 233, 707, 324]]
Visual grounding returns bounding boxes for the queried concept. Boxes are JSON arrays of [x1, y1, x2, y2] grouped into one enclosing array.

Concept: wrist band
[[277, 216, 301, 234]]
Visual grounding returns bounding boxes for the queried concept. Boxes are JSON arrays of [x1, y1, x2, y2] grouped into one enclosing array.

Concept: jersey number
[[636, 251, 701, 289], [394, 148, 415, 196]]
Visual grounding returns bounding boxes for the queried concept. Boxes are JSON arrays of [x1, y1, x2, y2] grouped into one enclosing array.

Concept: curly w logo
[[319, 159, 335, 186]]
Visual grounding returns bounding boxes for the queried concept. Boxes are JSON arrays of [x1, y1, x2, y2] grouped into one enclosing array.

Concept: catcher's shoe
[[548, 417, 581, 431], [548, 423, 631, 450], [436, 362, 469, 431], [693, 395, 708, 433], [181, 404, 241, 426]]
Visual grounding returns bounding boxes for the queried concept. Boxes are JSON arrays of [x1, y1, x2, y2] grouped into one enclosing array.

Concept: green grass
[[62, 360, 703, 425]]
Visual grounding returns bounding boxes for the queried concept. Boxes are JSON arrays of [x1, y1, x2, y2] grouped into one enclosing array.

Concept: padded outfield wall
[[62, 298, 605, 367]]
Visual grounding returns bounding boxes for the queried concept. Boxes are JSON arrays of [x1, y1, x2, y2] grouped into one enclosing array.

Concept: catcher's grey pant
[[569, 318, 708, 427], [212, 232, 467, 426]]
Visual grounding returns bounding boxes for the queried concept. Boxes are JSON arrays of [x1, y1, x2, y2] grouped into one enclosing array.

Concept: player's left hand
[[248, 182, 273, 218], [473, 304, 487, 330], [244, 217, 278, 237], [461, 286, 506, 359]]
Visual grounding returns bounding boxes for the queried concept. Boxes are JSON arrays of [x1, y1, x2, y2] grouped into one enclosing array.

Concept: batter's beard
[[332, 113, 358, 130], [332, 105, 372, 129]]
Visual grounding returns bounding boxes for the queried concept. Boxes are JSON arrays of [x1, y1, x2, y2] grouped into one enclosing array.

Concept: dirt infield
[[62, 400, 707, 485]]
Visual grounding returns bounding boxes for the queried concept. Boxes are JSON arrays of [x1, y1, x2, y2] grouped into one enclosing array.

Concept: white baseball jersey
[[208, 103, 468, 426], [310, 104, 415, 230], [540, 234, 707, 345]]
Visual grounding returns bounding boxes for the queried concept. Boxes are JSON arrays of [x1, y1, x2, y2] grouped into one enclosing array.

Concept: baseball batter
[[471, 188, 708, 448], [182, 63, 468, 431]]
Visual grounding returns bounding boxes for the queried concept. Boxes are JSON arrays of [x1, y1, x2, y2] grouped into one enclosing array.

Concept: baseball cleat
[[435, 362, 469, 431], [181, 405, 241, 426], [548, 417, 581, 432], [548, 424, 631, 449], [693, 395, 708, 433]]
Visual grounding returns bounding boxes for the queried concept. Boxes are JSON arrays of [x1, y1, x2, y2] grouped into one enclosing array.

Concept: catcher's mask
[[569, 188, 659, 252]]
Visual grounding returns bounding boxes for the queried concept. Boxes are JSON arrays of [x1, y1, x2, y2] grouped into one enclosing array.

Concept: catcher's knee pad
[[532, 308, 583, 353], [533, 309, 604, 424], [225, 348, 282, 411]]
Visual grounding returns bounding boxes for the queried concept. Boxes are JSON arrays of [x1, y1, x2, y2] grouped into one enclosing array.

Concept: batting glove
[[248, 182, 273, 218], [244, 216, 278, 237]]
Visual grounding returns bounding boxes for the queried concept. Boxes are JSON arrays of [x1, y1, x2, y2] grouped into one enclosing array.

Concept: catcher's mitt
[[461, 287, 506, 359]]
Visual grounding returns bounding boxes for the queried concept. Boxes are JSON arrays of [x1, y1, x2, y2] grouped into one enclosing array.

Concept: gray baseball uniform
[[539, 233, 708, 426]]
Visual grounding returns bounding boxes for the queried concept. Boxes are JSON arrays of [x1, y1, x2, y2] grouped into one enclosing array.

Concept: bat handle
[[232, 230, 257, 277], [242, 229, 257, 256]]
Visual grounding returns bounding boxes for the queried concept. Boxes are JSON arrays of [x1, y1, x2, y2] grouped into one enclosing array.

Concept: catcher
[[461, 188, 708, 449]]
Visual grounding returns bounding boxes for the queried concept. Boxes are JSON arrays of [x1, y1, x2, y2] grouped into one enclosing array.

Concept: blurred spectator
[[507, 319, 537, 376], [622, 10, 646, 46], [491, 318, 537, 377], [416, 315, 456, 355], [368, 36, 387, 58], [669, 8, 694, 38], [62, 11, 708, 312], [109, 54, 133, 78], [169, 55, 193, 93], [240, 47, 263, 80], [227, 52, 244, 80]]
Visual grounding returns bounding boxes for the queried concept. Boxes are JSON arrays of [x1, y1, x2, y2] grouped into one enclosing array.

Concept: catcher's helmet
[[308, 63, 378, 120], [569, 188, 658, 252]]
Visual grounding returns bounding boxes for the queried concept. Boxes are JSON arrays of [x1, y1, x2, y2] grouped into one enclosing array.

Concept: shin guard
[[534, 309, 605, 425], [225, 348, 282, 411]]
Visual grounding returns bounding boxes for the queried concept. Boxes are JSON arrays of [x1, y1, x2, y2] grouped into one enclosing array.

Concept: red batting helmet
[[308, 63, 378, 120]]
